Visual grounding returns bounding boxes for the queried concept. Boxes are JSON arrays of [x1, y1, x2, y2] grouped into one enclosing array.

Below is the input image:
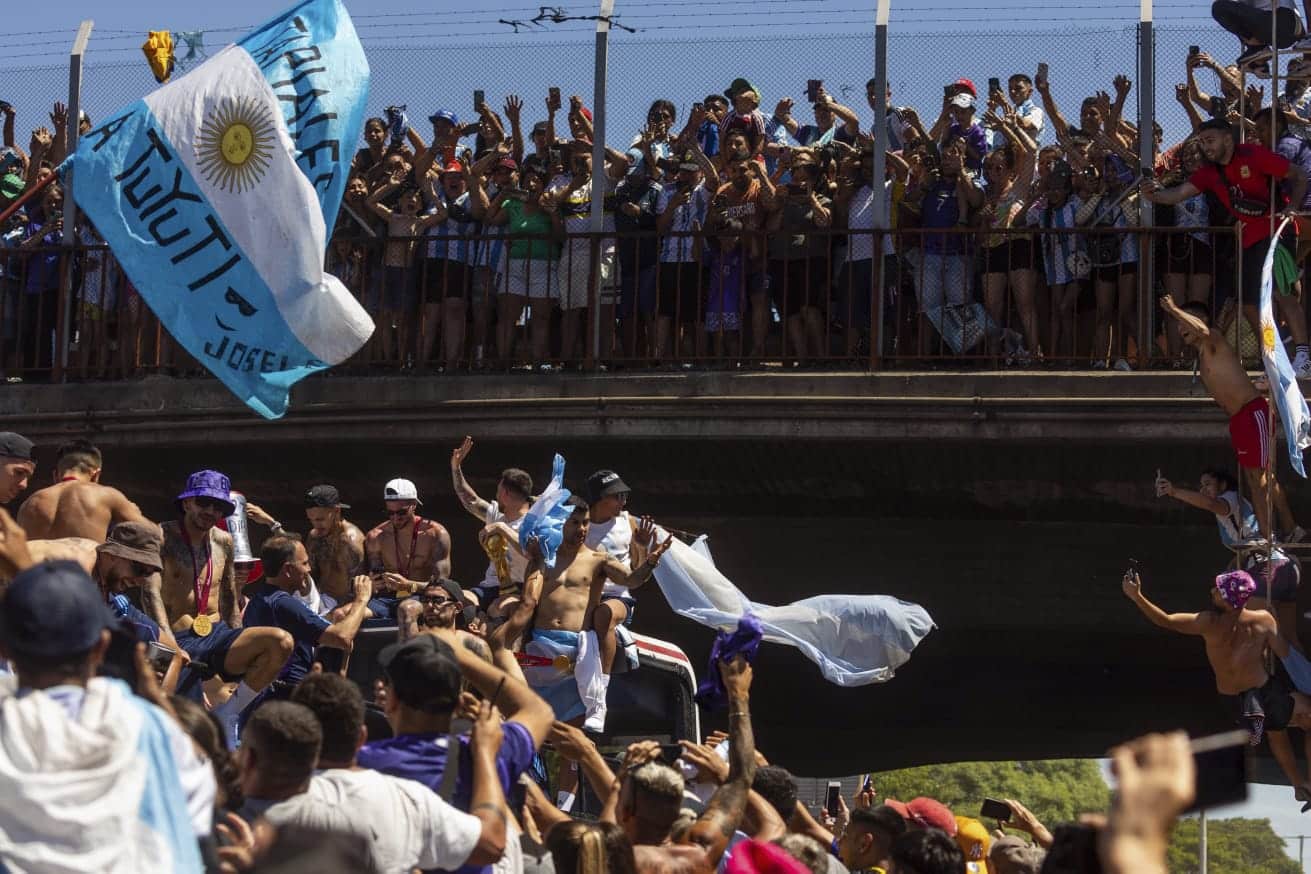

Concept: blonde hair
[[547, 821, 637, 874]]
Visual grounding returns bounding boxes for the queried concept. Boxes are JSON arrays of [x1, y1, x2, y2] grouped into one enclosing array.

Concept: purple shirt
[[919, 178, 973, 255], [358, 721, 537, 874], [946, 120, 988, 171]]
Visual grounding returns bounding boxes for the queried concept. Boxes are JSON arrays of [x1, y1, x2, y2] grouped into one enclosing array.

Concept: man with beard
[[349, 478, 452, 628], [162, 470, 293, 745], [18, 439, 148, 541], [247, 484, 366, 616], [0, 431, 35, 506], [716, 156, 774, 359]]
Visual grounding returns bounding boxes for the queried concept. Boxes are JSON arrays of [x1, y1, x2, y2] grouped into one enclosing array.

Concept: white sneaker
[[1114, 358, 1132, 372]]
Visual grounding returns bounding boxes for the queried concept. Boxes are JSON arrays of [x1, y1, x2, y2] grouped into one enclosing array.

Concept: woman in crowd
[[764, 151, 832, 362]]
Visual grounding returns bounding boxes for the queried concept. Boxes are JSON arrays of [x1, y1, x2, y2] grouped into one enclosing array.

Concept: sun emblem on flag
[[195, 96, 277, 194], [1263, 324, 1277, 352]]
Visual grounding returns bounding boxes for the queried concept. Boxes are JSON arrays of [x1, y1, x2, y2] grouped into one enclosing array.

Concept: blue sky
[[0, 1, 1306, 864]]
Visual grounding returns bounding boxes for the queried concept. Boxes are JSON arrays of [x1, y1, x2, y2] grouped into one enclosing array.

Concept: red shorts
[[1229, 396, 1271, 471]]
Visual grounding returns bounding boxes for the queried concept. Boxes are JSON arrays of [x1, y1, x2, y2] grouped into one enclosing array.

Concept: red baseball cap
[[883, 798, 911, 820], [907, 797, 958, 835], [954, 78, 977, 97], [580, 106, 593, 122], [441, 161, 463, 175]]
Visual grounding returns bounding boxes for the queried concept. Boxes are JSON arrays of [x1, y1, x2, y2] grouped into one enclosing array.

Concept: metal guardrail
[[0, 223, 1263, 381]]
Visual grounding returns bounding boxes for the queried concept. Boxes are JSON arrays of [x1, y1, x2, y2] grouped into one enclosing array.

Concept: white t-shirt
[[585, 510, 634, 599], [264, 768, 483, 874], [483, 501, 529, 590]]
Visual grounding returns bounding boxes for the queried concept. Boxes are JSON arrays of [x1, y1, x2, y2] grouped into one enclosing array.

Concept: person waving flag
[[63, 0, 372, 418], [1260, 218, 1311, 477]]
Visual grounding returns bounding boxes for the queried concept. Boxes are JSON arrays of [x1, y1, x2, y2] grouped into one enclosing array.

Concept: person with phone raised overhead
[[1123, 565, 1311, 809]]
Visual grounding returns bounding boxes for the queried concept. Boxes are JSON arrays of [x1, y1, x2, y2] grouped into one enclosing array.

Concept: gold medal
[[192, 614, 213, 637], [394, 582, 412, 598]]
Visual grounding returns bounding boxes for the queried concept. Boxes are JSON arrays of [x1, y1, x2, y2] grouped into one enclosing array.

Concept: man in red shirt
[[1144, 117, 1307, 337]]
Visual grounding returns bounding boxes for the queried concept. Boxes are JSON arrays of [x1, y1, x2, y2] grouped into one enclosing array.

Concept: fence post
[[1137, 1, 1154, 367], [58, 19, 93, 381], [588, 0, 615, 367], [871, 0, 890, 367]]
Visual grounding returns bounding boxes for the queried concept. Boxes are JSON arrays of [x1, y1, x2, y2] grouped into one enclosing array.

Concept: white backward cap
[[383, 478, 422, 505]]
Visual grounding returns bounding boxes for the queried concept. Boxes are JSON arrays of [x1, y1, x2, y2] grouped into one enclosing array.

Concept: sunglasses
[[387, 508, 413, 518], [130, 561, 155, 577], [421, 595, 455, 605], [194, 497, 230, 513]]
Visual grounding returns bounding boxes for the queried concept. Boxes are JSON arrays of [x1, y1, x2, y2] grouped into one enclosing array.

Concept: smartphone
[[943, 84, 953, 98], [988, 77, 1002, 95], [1187, 730, 1250, 812], [807, 79, 823, 103], [693, 101, 704, 113], [1036, 62, 1049, 83], [549, 86, 561, 106], [473, 89, 485, 111], [980, 798, 1012, 822], [1189, 44, 1201, 57], [825, 781, 842, 817], [0, 101, 10, 113], [1127, 558, 1140, 575], [145, 641, 175, 674], [659, 743, 684, 763]]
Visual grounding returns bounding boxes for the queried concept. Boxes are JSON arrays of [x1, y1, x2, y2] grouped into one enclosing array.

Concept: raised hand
[[1154, 475, 1173, 498], [1175, 83, 1189, 106], [29, 126, 51, 153], [50, 102, 68, 129], [1113, 74, 1132, 98], [645, 533, 675, 566], [469, 698, 505, 757], [0, 507, 33, 580], [452, 435, 474, 469], [679, 739, 730, 784], [635, 515, 657, 549], [718, 653, 753, 699], [504, 94, 523, 125], [549, 720, 597, 761], [546, 89, 562, 113], [774, 98, 794, 121], [1121, 570, 1142, 600]]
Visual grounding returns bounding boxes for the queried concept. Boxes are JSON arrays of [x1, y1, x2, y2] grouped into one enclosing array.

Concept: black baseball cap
[[377, 634, 461, 714], [0, 561, 116, 658], [584, 469, 630, 504], [305, 484, 350, 509], [0, 431, 33, 461]]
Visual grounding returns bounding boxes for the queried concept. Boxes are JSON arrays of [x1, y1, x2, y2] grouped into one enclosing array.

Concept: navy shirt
[[357, 722, 538, 874], [242, 582, 330, 684]]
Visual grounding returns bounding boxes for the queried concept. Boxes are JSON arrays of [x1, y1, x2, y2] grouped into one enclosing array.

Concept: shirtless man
[[344, 478, 452, 627], [246, 484, 366, 615], [18, 439, 148, 541], [451, 436, 533, 616], [161, 469, 293, 745], [1124, 566, 1311, 808], [1160, 295, 1296, 540], [0, 432, 35, 505]]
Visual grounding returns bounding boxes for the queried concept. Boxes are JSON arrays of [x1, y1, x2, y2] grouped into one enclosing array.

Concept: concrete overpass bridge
[[4, 370, 1300, 777]]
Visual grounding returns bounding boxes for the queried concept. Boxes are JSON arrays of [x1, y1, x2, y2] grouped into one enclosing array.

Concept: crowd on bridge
[[10, 2, 1311, 374], [0, 429, 1199, 873]]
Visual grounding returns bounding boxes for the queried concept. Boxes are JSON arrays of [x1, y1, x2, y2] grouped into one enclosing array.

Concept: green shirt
[[502, 199, 558, 261]]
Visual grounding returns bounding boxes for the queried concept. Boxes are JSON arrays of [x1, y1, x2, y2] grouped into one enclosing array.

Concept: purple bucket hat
[[175, 469, 235, 515], [1216, 569, 1257, 610]]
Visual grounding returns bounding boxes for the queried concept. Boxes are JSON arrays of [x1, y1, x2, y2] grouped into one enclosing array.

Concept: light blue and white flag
[[1259, 218, 1311, 477], [65, 0, 372, 418]]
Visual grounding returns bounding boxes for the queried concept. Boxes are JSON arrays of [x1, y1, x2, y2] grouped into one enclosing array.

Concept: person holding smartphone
[[763, 152, 832, 363]]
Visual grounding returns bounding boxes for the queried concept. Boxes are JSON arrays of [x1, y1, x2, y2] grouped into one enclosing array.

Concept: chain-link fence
[[0, 23, 1278, 164]]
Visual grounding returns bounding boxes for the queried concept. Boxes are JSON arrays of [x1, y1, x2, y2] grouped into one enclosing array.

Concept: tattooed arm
[[451, 436, 493, 521], [682, 656, 756, 867], [217, 533, 240, 628]]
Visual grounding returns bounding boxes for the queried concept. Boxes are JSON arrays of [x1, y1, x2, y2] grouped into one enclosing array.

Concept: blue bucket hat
[[175, 469, 235, 515], [429, 109, 459, 128], [0, 561, 116, 659]]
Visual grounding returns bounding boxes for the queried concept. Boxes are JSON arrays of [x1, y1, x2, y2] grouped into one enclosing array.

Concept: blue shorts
[[602, 594, 637, 627], [176, 620, 244, 681], [364, 594, 418, 623]]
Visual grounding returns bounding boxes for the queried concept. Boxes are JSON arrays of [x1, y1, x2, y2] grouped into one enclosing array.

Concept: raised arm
[[437, 623, 553, 747], [1122, 571, 1209, 636], [1141, 177, 1202, 208], [451, 436, 493, 520], [1034, 68, 1075, 153], [1155, 475, 1230, 516], [504, 95, 525, 167], [600, 532, 673, 593], [1157, 293, 1211, 338], [683, 656, 757, 867], [462, 700, 509, 866], [317, 575, 373, 650]]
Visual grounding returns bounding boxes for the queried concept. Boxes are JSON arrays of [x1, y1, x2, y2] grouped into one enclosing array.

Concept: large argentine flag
[[65, 0, 372, 418], [1259, 218, 1311, 477]]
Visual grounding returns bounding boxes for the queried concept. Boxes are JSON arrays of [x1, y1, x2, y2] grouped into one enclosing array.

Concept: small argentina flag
[[65, 0, 373, 418], [1258, 218, 1311, 477]]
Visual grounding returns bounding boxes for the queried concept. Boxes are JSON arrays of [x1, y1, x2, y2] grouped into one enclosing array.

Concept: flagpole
[[57, 19, 93, 381], [0, 171, 56, 227]]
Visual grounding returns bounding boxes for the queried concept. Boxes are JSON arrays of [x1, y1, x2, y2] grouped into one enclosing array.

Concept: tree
[[1167, 817, 1300, 874], [869, 759, 1110, 828]]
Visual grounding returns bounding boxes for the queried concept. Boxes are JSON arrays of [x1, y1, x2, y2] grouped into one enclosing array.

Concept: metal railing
[[0, 222, 1272, 381]]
